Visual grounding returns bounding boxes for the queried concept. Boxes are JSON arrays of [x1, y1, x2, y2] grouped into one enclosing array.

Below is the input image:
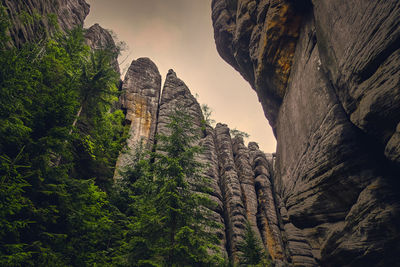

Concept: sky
[[84, 0, 277, 152]]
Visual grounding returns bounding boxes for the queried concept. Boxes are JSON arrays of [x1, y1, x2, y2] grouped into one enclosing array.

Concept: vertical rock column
[[114, 58, 161, 178], [198, 126, 228, 257], [156, 69, 203, 135], [248, 142, 287, 265], [215, 124, 247, 262], [157, 70, 228, 257], [231, 137, 263, 243]]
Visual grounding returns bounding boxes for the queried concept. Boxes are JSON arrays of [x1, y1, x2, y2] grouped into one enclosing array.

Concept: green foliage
[[18, 10, 34, 25], [230, 128, 250, 139], [46, 13, 58, 29], [0, 7, 227, 266], [0, 11, 126, 265], [237, 221, 272, 267], [115, 107, 224, 266], [0, 6, 10, 47], [201, 103, 216, 127]]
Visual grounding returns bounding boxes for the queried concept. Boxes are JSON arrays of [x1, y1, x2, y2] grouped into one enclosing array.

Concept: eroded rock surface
[[248, 142, 288, 264], [215, 124, 247, 261], [114, 58, 161, 178], [2, 0, 90, 46], [115, 65, 282, 263], [213, 0, 400, 265], [156, 69, 204, 138], [232, 137, 262, 244], [212, 0, 305, 130], [85, 23, 120, 74]]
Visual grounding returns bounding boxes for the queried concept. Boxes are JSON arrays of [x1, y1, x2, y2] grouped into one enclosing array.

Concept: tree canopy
[[0, 10, 126, 265]]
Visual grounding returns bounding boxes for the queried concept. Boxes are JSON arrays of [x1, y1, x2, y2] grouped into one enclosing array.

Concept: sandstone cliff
[[114, 58, 161, 178], [115, 58, 285, 263], [212, 0, 400, 266]]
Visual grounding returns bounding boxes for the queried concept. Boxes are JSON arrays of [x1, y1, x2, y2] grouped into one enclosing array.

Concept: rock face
[[212, 0, 304, 130], [215, 124, 247, 261], [212, 0, 400, 266], [248, 142, 288, 265], [2, 0, 90, 46], [156, 69, 204, 138], [85, 23, 120, 74], [155, 70, 229, 257], [114, 58, 161, 177], [116, 63, 284, 263]]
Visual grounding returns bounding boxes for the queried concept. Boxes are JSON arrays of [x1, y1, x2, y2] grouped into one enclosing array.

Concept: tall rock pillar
[[114, 58, 161, 178]]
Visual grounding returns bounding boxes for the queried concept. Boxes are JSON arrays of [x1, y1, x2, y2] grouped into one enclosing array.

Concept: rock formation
[[212, 0, 400, 266], [5, 0, 398, 265], [85, 23, 121, 74], [114, 58, 161, 177], [2, 0, 89, 46], [115, 61, 284, 263], [248, 142, 288, 265]]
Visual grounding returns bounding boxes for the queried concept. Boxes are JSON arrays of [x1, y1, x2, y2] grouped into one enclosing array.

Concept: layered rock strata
[[156, 70, 228, 257], [156, 69, 204, 138], [232, 137, 262, 245], [248, 142, 288, 265], [215, 124, 248, 261], [2, 0, 90, 46], [212, 0, 400, 265]]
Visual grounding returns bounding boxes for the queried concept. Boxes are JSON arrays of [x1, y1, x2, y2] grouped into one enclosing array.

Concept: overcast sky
[[84, 0, 277, 152]]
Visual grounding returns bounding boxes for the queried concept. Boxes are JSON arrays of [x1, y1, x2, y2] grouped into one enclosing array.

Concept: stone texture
[[113, 62, 280, 262], [248, 142, 287, 264], [212, 0, 305, 130], [85, 23, 120, 74], [232, 137, 262, 244], [156, 69, 204, 138], [2, 0, 90, 47], [114, 58, 161, 178], [198, 126, 228, 257], [313, 0, 400, 163], [213, 0, 400, 265], [154, 71, 285, 263], [156, 70, 228, 257], [215, 124, 247, 262]]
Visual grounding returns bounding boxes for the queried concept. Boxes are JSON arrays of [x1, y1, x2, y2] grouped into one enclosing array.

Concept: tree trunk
[[52, 105, 83, 166]]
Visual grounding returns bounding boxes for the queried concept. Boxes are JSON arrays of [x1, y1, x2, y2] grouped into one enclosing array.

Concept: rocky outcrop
[[156, 69, 204, 138], [156, 70, 229, 257], [212, 0, 305, 130], [85, 23, 120, 74], [215, 124, 247, 261], [248, 142, 288, 265], [115, 64, 284, 263], [212, 0, 400, 265], [2, 0, 90, 46], [198, 125, 229, 257], [232, 137, 262, 245], [114, 58, 161, 178]]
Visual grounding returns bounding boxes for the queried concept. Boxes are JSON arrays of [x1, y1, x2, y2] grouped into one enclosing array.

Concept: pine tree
[[122, 107, 224, 266], [237, 221, 272, 267], [0, 9, 126, 264]]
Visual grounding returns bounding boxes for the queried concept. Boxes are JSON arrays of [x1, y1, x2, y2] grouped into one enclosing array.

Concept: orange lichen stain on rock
[[257, 189, 285, 261], [256, 0, 302, 98], [133, 95, 153, 142]]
